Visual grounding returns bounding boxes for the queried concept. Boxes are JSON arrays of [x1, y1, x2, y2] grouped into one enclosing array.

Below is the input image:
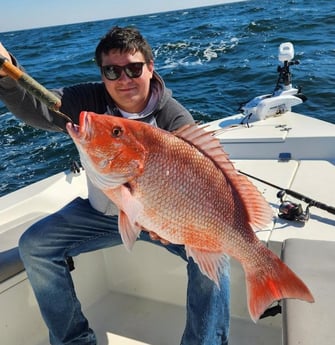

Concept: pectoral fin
[[117, 184, 144, 251], [118, 210, 141, 251]]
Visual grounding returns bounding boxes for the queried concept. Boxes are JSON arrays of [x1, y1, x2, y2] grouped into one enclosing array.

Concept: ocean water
[[0, 0, 334, 196]]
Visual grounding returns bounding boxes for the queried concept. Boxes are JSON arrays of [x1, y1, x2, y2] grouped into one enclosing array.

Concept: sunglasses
[[101, 62, 146, 81]]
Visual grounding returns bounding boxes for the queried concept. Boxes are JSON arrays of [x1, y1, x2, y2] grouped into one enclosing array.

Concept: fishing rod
[[0, 53, 73, 131], [239, 169, 335, 222]]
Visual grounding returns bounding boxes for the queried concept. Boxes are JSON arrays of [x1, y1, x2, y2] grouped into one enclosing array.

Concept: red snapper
[[67, 111, 314, 321]]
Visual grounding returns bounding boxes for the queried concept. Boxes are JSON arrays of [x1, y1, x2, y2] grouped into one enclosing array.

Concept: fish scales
[[133, 131, 236, 250]]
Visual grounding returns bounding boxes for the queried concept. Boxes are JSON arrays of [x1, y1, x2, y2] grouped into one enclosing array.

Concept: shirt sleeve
[[0, 61, 107, 132], [0, 74, 65, 131]]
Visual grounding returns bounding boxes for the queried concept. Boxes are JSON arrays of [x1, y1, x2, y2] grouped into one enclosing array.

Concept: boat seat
[[0, 247, 24, 283], [281, 238, 335, 345], [0, 214, 76, 284], [0, 213, 48, 284]]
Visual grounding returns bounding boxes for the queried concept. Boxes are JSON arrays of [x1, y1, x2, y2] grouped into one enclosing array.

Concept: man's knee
[[19, 217, 51, 258]]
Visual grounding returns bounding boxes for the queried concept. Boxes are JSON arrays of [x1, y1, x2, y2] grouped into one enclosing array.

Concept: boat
[[1, 42, 334, 345]]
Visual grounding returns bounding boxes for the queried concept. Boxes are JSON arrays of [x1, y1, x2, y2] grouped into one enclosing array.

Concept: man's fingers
[[148, 231, 170, 245]]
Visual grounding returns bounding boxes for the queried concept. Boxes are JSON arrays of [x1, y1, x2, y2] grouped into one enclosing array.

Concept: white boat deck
[[55, 290, 281, 345], [4, 246, 281, 345]]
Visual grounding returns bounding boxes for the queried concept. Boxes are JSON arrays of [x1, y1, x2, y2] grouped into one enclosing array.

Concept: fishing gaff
[[0, 54, 73, 127]]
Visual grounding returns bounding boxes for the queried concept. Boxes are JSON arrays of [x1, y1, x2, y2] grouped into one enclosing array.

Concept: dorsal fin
[[173, 124, 273, 230]]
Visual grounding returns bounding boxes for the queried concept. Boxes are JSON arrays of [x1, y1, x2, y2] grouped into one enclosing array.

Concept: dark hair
[[95, 26, 154, 66]]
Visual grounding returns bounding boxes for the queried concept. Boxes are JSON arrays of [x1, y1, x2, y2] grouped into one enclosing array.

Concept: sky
[[1, 0, 244, 32]]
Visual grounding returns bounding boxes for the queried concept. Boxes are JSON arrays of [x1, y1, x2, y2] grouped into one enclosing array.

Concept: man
[[0, 26, 230, 345]]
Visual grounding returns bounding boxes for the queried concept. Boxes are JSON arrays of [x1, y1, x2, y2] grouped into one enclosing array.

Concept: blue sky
[[1, 0, 244, 32]]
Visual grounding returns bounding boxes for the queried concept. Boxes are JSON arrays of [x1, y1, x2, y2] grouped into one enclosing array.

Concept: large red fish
[[67, 111, 314, 321]]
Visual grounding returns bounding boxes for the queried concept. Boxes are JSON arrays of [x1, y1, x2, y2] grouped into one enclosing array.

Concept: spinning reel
[[277, 190, 310, 223]]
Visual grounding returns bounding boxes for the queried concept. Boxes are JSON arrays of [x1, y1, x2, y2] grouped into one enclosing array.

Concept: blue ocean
[[0, 0, 334, 196]]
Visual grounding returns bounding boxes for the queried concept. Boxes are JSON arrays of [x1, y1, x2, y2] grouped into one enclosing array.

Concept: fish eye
[[111, 126, 122, 137]]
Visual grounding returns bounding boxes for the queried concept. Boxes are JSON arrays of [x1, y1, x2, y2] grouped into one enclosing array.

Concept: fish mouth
[[66, 111, 91, 141]]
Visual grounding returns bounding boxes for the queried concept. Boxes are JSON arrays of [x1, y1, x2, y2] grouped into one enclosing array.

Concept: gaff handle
[[0, 54, 62, 111]]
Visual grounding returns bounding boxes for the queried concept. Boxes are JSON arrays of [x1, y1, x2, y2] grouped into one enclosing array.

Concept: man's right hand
[[0, 42, 11, 77], [148, 231, 171, 246]]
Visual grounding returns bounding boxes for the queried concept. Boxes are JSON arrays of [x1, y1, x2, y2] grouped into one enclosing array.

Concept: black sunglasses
[[101, 62, 146, 81]]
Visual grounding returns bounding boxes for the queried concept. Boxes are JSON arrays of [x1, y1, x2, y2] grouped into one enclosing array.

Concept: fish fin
[[118, 210, 141, 251], [232, 173, 274, 231], [174, 124, 273, 230], [107, 184, 143, 251], [186, 246, 229, 286], [174, 124, 229, 157], [245, 249, 314, 322]]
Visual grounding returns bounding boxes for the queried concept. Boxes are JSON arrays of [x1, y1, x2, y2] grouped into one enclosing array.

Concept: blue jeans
[[19, 197, 230, 345]]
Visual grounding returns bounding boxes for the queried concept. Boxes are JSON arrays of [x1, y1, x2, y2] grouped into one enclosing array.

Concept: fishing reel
[[277, 190, 310, 223]]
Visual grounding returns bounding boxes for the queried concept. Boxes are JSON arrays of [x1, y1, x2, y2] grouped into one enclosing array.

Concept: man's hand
[[148, 231, 170, 246], [0, 42, 12, 77]]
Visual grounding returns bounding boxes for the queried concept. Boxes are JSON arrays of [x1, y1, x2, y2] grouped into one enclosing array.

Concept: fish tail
[[245, 250, 314, 322]]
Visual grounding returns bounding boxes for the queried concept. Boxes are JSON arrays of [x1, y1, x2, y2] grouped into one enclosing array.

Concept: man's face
[[101, 50, 154, 113]]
